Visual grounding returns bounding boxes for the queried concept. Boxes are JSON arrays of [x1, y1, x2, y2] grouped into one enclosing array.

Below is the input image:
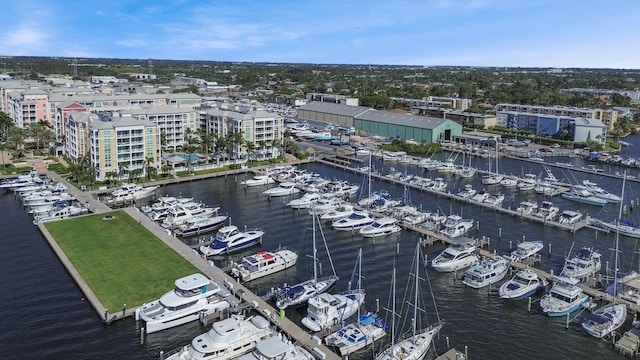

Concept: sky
[[1, 0, 639, 68]]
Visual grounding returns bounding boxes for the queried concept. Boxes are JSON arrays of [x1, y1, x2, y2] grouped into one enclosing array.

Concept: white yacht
[[483, 193, 505, 207], [515, 200, 538, 215], [286, 192, 321, 209], [262, 182, 300, 197], [562, 246, 601, 280], [234, 334, 315, 360], [161, 203, 220, 229], [557, 210, 583, 225], [137, 274, 233, 334], [500, 175, 518, 187], [582, 304, 627, 338], [535, 201, 559, 221], [509, 241, 544, 263], [438, 214, 474, 238], [540, 276, 589, 317], [332, 211, 374, 231], [462, 256, 511, 289], [240, 175, 275, 187], [517, 174, 538, 191], [359, 217, 401, 238], [307, 195, 342, 215], [173, 214, 228, 237], [499, 268, 547, 300], [470, 190, 489, 202], [108, 183, 159, 202], [230, 249, 298, 282], [301, 290, 366, 332], [561, 185, 608, 206], [160, 315, 274, 360], [582, 180, 621, 203], [325, 312, 387, 356], [32, 205, 88, 224], [456, 184, 477, 199], [431, 237, 480, 272], [320, 203, 354, 221], [199, 225, 265, 256]]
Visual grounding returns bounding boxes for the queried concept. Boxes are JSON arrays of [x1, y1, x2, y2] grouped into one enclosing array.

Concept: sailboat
[[301, 250, 366, 332], [375, 242, 443, 360], [481, 140, 503, 185], [274, 209, 339, 310], [581, 173, 628, 338]]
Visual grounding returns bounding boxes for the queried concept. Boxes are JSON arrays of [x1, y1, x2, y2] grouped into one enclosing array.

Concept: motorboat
[[535, 201, 559, 221], [595, 218, 640, 239], [24, 192, 76, 207], [471, 190, 490, 203], [262, 182, 300, 197], [286, 192, 321, 209], [320, 203, 354, 221], [230, 249, 298, 282], [301, 250, 365, 332], [160, 314, 273, 360], [540, 276, 589, 317], [274, 212, 338, 310], [358, 190, 391, 208], [499, 268, 547, 300], [141, 196, 193, 214], [482, 173, 504, 185], [162, 203, 220, 229], [561, 185, 608, 206], [582, 304, 627, 338], [325, 312, 387, 356], [240, 174, 275, 187], [173, 214, 228, 237], [499, 175, 518, 187], [462, 256, 511, 289], [356, 147, 371, 156], [332, 211, 374, 231], [199, 225, 265, 256], [456, 184, 477, 199], [582, 180, 621, 203], [421, 212, 448, 231], [515, 200, 538, 215], [0, 170, 40, 190], [234, 333, 315, 360], [561, 246, 601, 280], [509, 241, 544, 263], [429, 177, 447, 192], [534, 182, 561, 196], [557, 210, 583, 225], [431, 237, 480, 272], [438, 214, 474, 238], [517, 174, 538, 191], [359, 217, 401, 238], [483, 193, 505, 207], [108, 183, 159, 202], [307, 195, 342, 215], [137, 273, 233, 334], [32, 205, 88, 224]]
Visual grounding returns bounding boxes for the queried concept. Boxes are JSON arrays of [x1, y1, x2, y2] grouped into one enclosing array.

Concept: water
[[3, 147, 640, 359]]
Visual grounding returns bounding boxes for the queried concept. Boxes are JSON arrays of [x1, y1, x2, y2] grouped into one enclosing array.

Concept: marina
[[5, 136, 640, 359]]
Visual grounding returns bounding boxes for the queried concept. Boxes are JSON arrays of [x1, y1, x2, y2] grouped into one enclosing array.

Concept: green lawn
[[45, 210, 199, 310]]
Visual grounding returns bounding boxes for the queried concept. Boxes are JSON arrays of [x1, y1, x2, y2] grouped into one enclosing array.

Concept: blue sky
[[2, 0, 639, 68]]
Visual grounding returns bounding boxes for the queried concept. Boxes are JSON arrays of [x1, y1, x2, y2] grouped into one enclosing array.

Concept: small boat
[[262, 182, 300, 197], [562, 246, 601, 280], [230, 249, 298, 282], [535, 201, 559, 221], [483, 193, 505, 207], [456, 184, 477, 199], [199, 225, 265, 256], [325, 312, 387, 356], [286, 192, 321, 209], [429, 177, 448, 192], [159, 314, 273, 360], [307, 195, 342, 215], [561, 185, 608, 206], [540, 276, 589, 317], [500, 176, 518, 187], [320, 203, 354, 221], [517, 174, 538, 191], [462, 256, 511, 289], [108, 183, 159, 202], [161, 203, 220, 229], [356, 148, 371, 156], [471, 190, 489, 202], [557, 210, 583, 225], [438, 214, 474, 238], [301, 250, 365, 332], [137, 273, 232, 334], [358, 217, 401, 238], [582, 180, 621, 203], [582, 304, 627, 338], [173, 214, 228, 237], [431, 237, 480, 272], [240, 174, 275, 187], [515, 200, 538, 215], [509, 241, 543, 263], [234, 333, 315, 360], [499, 268, 547, 300], [595, 218, 640, 239], [0, 170, 40, 190], [32, 205, 88, 224], [332, 211, 374, 231]]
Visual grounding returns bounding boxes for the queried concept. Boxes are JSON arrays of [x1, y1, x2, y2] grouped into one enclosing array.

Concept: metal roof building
[[355, 111, 462, 144]]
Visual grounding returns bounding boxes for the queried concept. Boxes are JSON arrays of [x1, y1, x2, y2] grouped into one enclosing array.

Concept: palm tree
[[161, 164, 172, 178], [6, 127, 25, 158], [215, 135, 229, 161], [270, 138, 280, 159], [29, 120, 54, 152], [197, 129, 215, 163], [245, 140, 256, 162], [144, 156, 155, 179], [229, 130, 244, 159], [183, 143, 197, 174], [105, 171, 118, 185], [0, 111, 14, 139], [258, 140, 267, 159]]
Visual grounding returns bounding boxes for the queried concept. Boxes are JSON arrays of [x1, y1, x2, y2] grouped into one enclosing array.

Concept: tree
[[229, 130, 244, 159], [0, 111, 13, 139], [197, 129, 215, 162], [271, 138, 280, 159], [245, 140, 256, 162], [144, 156, 155, 179], [258, 140, 267, 159], [29, 120, 54, 151], [105, 171, 118, 185], [6, 127, 26, 158]]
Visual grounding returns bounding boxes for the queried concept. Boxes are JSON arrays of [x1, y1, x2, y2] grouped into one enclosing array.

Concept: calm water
[[3, 139, 640, 359]]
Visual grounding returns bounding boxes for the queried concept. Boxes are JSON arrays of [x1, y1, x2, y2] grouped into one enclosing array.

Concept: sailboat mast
[[368, 152, 372, 197], [391, 267, 396, 345], [614, 172, 626, 299], [413, 242, 419, 339], [313, 208, 318, 282]]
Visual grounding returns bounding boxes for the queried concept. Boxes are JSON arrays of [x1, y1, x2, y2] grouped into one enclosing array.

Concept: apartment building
[[89, 114, 159, 181], [495, 103, 617, 130], [6, 88, 52, 129], [64, 111, 97, 163], [496, 111, 607, 145], [414, 106, 497, 128], [126, 106, 199, 151]]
